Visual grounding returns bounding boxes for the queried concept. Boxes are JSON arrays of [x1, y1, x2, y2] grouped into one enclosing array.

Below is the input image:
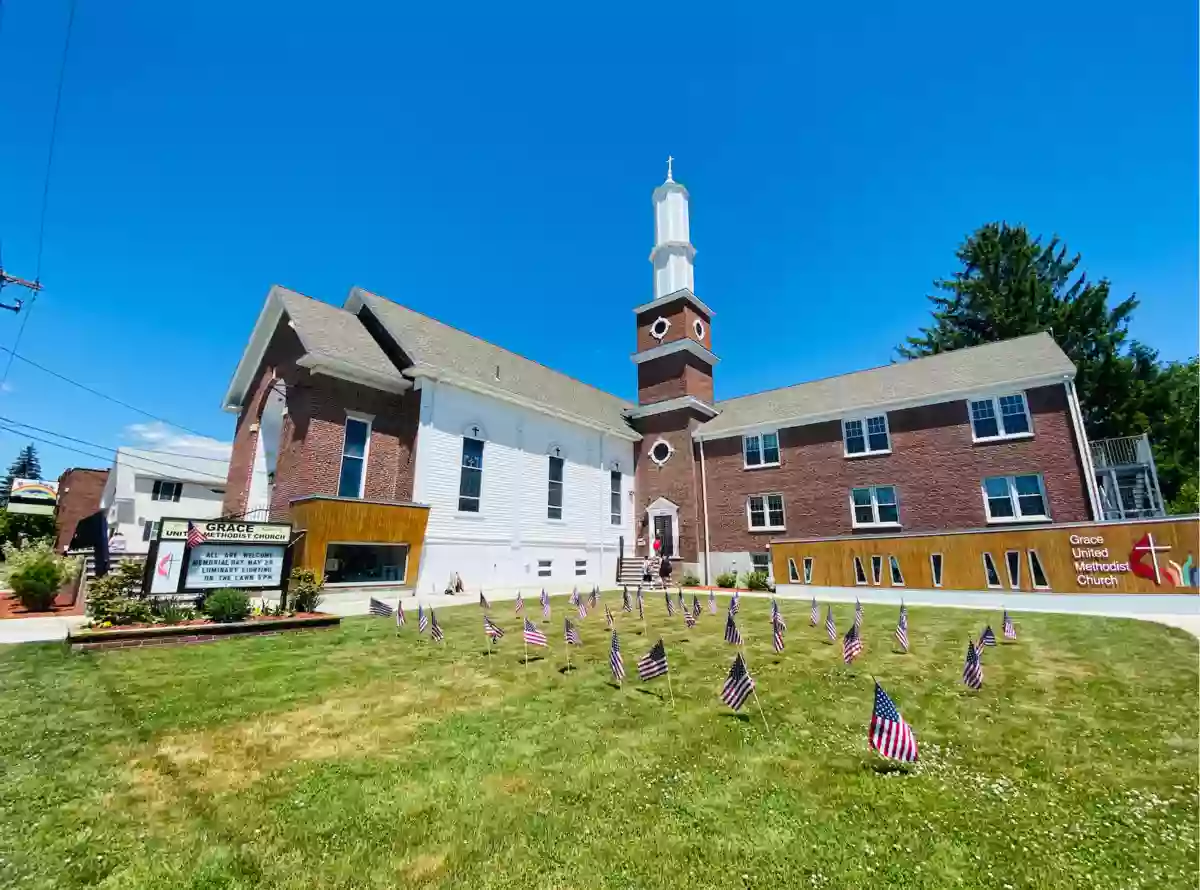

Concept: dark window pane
[[1029, 551, 1050, 588], [1017, 493, 1045, 517], [867, 416, 889, 451], [870, 555, 883, 584], [343, 419, 369, 459], [762, 433, 779, 464], [548, 456, 564, 483], [1006, 551, 1021, 588], [462, 438, 484, 469], [767, 495, 784, 527], [744, 436, 761, 466], [983, 553, 1001, 587], [788, 559, 799, 582], [338, 456, 364, 498], [803, 557, 813, 583], [877, 503, 899, 524], [999, 394, 1029, 434], [853, 557, 867, 585], [889, 556, 904, 585], [854, 504, 875, 524], [460, 467, 482, 500], [325, 543, 408, 584], [930, 553, 943, 586], [844, 420, 865, 454]]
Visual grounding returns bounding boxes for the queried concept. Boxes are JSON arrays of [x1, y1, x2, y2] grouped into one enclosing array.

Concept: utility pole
[[0, 269, 41, 313]]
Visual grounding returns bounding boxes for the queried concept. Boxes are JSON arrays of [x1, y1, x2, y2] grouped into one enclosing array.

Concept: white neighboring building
[[100, 447, 230, 554]]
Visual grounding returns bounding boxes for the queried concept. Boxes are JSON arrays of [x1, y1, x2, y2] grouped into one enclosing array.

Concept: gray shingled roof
[[695, 333, 1075, 439], [349, 288, 638, 439], [276, 288, 407, 388]]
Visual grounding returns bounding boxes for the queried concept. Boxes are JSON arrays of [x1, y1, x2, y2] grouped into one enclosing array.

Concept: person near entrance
[[659, 553, 672, 586], [641, 555, 653, 585]]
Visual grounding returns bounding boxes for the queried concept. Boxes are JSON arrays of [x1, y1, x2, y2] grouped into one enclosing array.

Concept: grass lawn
[[1, 596, 1196, 890]]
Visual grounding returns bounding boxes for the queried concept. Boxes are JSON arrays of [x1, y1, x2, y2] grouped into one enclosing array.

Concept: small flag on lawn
[[622, 587, 632, 613], [772, 616, 784, 653], [810, 597, 819, 626], [684, 610, 696, 629], [729, 591, 740, 615], [541, 589, 551, 619], [524, 618, 548, 647], [894, 605, 908, 653], [577, 600, 587, 619], [637, 638, 669, 680], [515, 591, 524, 614], [589, 587, 598, 609], [430, 609, 444, 642], [978, 625, 997, 648], [1003, 610, 1017, 640], [843, 622, 863, 664], [396, 600, 405, 626], [963, 640, 983, 689], [484, 615, 504, 640], [369, 597, 394, 618], [610, 631, 625, 681], [825, 605, 836, 641], [665, 590, 675, 617], [708, 589, 717, 615], [479, 590, 490, 609], [569, 586, 580, 606], [418, 604, 428, 634], [565, 618, 582, 646], [637, 588, 644, 620], [692, 595, 701, 618], [724, 612, 742, 645], [605, 604, 614, 628], [676, 589, 685, 613], [720, 652, 755, 711], [869, 682, 919, 763], [855, 597, 863, 627], [771, 597, 787, 630]]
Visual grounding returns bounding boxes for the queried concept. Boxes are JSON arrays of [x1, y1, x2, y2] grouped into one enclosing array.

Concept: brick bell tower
[[628, 158, 719, 578]]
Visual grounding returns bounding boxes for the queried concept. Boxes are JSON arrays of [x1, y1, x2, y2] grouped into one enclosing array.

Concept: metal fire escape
[[1090, 433, 1166, 520]]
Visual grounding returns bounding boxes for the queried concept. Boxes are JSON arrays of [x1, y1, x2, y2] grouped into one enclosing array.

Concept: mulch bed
[[0, 588, 84, 620]]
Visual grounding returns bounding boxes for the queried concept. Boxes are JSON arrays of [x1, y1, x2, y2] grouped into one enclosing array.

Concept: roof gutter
[[691, 370, 1075, 441], [405, 368, 642, 442]]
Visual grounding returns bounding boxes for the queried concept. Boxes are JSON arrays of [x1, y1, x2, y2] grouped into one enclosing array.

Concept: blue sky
[[0, 1, 1196, 478]]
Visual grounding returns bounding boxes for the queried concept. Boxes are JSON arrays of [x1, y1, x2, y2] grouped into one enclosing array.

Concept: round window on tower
[[649, 439, 674, 467], [693, 319, 705, 341], [649, 316, 671, 341]]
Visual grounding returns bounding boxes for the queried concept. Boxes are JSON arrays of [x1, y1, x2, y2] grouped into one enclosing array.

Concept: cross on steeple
[[665, 155, 674, 182], [471, 425, 480, 437]]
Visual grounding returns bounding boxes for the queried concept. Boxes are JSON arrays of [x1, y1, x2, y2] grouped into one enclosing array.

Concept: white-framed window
[[1028, 550, 1051, 589], [870, 555, 883, 585], [850, 485, 899, 528], [969, 392, 1032, 441], [151, 480, 182, 502], [610, 471, 622, 525], [458, 437, 484, 512], [575, 559, 587, 576], [853, 556, 867, 585], [982, 553, 1002, 589], [787, 558, 800, 583], [930, 552, 944, 587], [649, 316, 671, 340], [982, 474, 1048, 522], [802, 557, 813, 584], [693, 319, 705, 340], [746, 493, 785, 531], [742, 431, 780, 469], [547, 455, 564, 520], [751, 553, 771, 576], [842, 414, 891, 456], [537, 559, 552, 578], [889, 556, 904, 586], [649, 438, 674, 467], [141, 519, 161, 541], [337, 414, 372, 499], [1005, 550, 1021, 589]]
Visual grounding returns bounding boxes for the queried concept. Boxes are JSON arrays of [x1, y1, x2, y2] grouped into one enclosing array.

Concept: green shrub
[[287, 568, 324, 613], [3, 540, 78, 612], [715, 571, 738, 589], [203, 588, 251, 623], [151, 597, 194, 624], [679, 572, 701, 587], [87, 560, 154, 626], [743, 570, 771, 591]]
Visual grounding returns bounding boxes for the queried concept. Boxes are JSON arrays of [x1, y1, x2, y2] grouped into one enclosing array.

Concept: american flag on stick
[[479, 590, 490, 609], [825, 605, 836, 642], [429, 610, 444, 642], [978, 625, 997, 649], [843, 622, 863, 664], [610, 631, 625, 681], [569, 587, 580, 606], [854, 597, 863, 627], [869, 682, 918, 763], [565, 618, 582, 646], [676, 588, 685, 613], [541, 589, 550, 619], [418, 604, 428, 634], [186, 521, 207, 549], [1003, 610, 1017, 640], [771, 616, 784, 653], [729, 591, 740, 615], [724, 612, 742, 646], [523, 618, 548, 647], [708, 589, 717, 615], [963, 640, 983, 689], [590, 587, 599, 609], [894, 604, 908, 653], [622, 587, 632, 613], [664, 590, 675, 617], [605, 604, 614, 629], [637, 638, 669, 681], [771, 598, 787, 630], [368, 597, 394, 618], [719, 652, 755, 711], [395, 600, 405, 627], [637, 588, 644, 621], [577, 600, 588, 620], [484, 615, 504, 640], [810, 597, 819, 626], [684, 610, 696, 629], [692, 595, 701, 619], [515, 591, 524, 614]]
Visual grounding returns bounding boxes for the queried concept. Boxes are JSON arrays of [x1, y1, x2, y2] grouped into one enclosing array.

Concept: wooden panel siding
[[770, 516, 1199, 595], [289, 496, 431, 587]]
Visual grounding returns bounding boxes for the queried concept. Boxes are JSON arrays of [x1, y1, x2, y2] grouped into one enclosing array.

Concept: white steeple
[[650, 157, 695, 300]]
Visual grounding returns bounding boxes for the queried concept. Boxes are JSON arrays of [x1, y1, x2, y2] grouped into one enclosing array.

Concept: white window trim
[[609, 470, 622, 526], [648, 438, 674, 467], [742, 430, 781, 470], [746, 493, 786, 532], [339, 412, 374, 499], [841, 413, 892, 458], [693, 319, 706, 340], [546, 452, 565, 522], [457, 434, 486, 515], [930, 552, 944, 587], [849, 485, 901, 529], [981, 473, 1051, 524], [1028, 549, 1052, 590], [870, 554, 883, 586], [152, 480, 182, 502], [968, 391, 1035, 443], [1004, 550, 1022, 590], [802, 556, 813, 584], [888, 555, 905, 587], [649, 316, 671, 341], [982, 552, 1003, 590], [787, 558, 800, 583], [537, 559, 552, 578], [853, 556, 868, 586]]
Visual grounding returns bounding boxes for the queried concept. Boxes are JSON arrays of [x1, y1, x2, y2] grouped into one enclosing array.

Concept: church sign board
[[147, 518, 293, 596], [770, 516, 1199, 595]]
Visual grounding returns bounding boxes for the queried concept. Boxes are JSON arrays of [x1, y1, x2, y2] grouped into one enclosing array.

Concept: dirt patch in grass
[[402, 851, 448, 882]]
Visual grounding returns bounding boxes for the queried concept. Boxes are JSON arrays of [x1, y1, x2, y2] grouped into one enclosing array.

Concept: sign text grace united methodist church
[[217, 162, 1197, 599]]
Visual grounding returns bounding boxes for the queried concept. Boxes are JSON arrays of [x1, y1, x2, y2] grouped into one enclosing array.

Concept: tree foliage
[[0, 444, 43, 506], [901, 222, 1198, 511]]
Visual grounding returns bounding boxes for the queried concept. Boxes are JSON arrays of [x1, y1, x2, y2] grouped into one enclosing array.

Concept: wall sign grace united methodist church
[[147, 518, 293, 595]]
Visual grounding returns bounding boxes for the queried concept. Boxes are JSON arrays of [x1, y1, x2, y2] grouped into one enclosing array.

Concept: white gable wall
[[411, 379, 635, 595]]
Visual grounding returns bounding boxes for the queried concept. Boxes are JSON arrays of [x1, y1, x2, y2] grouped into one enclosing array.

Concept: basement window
[[982, 553, 1002, 589], [787, 558, 800, 583], [803, 557, 813, 584], [853, 556, 867, 586], [1005, 550, 1021, 589], [537, 560, 552, 578], [930, 553, 944, 587]]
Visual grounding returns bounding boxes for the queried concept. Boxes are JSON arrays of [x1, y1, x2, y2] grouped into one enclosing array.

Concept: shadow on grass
[[635, 687, 664, 701], [719, 712, 751, 723], [557, 664, 578, 674], [868, 760, 914, 776], [522, 655, 546, 664]]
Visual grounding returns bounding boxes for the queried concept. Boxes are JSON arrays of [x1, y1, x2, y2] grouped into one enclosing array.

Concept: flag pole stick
[[751, 687, 770, 733], [523, 634, 528, 674], [665, 664, 676, 708]]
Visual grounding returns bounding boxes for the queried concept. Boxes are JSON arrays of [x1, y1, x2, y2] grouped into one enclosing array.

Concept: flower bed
[[68, 612, 340, 652]]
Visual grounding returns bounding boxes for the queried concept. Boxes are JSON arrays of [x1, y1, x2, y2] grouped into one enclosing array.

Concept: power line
[[0, 345, 214, 438]]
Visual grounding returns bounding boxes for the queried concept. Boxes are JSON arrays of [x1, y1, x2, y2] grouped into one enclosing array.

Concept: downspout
[[1064, 379, 1103, 520], [698, 437, 712, 585]]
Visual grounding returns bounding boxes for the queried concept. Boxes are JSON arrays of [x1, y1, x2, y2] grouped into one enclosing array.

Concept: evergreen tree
[[1, 444, 43, 505], [900, 222, 1198, 511]]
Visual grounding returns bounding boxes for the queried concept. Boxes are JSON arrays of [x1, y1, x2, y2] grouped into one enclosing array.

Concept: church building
[[220, 164, 1101, 598]]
